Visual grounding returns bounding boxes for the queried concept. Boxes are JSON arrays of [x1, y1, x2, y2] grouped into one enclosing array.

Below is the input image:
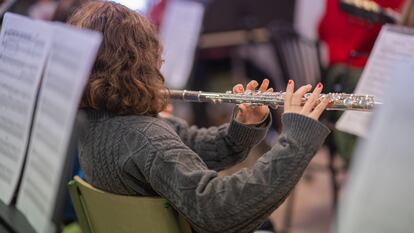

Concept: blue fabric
[[64, 152, 84, 222]]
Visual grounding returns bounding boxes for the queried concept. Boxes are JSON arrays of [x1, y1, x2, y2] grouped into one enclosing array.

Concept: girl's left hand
[[233, 79, 272, 125]]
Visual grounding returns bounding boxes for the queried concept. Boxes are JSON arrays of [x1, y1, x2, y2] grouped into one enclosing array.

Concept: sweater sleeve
[[130, 113, 330, 233], [161, 112, 271, 171]]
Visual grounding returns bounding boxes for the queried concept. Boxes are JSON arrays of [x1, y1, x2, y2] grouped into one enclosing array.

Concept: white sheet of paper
[[0, 13, 52, 204], [160, 0, 204, 89], [336, 25, 414, 137], [336, 62, 414, 233], [16, 23, 102, 233]]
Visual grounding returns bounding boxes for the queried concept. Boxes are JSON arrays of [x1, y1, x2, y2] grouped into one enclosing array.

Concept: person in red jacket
[[319, 0, 404, 68], [148, 0, 167, 28], [318, 0, 405, 165]]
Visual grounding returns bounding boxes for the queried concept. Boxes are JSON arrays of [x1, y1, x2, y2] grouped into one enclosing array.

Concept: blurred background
[[1, 0, 407, 232]]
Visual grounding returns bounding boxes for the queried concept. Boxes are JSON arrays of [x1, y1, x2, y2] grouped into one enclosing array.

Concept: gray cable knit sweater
[[78, 109, 330, 233]]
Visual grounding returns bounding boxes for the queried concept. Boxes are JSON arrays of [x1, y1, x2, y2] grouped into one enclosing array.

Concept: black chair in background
[[268, 21, 321, 88]]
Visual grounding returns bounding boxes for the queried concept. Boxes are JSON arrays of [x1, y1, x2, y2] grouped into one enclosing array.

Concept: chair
[[268, 21, 322, 89], [68, 176, 192, 233]]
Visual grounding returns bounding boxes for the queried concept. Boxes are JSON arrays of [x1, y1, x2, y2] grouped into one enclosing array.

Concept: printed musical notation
[[336, 25, 414, 137], [0, 13, 52, 205], [16, 23, 102, 233], [0, 13, 101, 232]]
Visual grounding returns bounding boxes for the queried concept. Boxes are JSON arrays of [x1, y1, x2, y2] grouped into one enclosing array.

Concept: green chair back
[[68, 176, 192, 233]]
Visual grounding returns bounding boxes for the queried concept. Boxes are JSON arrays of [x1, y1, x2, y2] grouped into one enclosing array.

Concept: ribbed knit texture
[[78, 110, 330, 233]]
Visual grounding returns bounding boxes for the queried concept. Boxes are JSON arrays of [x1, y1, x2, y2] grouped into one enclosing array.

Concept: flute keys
[[168, 89, 377, 111], [344, 98, 354, 107]]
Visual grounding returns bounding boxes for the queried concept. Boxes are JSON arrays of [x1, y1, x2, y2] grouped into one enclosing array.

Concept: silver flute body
[[168, 89, 381, 111]]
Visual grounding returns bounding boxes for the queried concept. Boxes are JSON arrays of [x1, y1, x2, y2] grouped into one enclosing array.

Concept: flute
[[167, 89, 381, 111]]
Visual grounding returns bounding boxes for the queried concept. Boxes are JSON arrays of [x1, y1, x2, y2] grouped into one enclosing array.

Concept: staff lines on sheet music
[[0, 80, 32, 98], [1, 40, 44, 58], [3, 29, 46, 51], [44, 70, 77, 100], [49, 45, 82, 71], [0, 141, 20, 169], [1, 38, 19, 52], [38, 97, 70, 130], [0, 65, 19, 79], [28, 147, 55, 184], [0, 67, 38, 87], [22, 176, 48, 214], [0, 111, 25, 139], [0, 52, 38, 69], [0, 163, 13, 184], [0, 82, 31, 99], [0, 138, 19, 163], [0, 93, 31, 117], [378, 35, 414, 58], [33, 118, 63, 154], [371, 57, 407, 69], [375, 49, 411, 62], [5, 29, 34, 41]]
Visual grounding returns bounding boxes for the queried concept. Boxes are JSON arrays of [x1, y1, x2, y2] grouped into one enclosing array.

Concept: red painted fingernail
[[288, 80, 293, 85], [317, 82, 323, 88]]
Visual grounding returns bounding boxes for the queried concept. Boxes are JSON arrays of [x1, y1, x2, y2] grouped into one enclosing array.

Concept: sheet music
[[336, 25, 414, 137], [336, 62, 414, 233], [0, 13, 52, 204], [16, 23, 101, 233], [160, 0, 204, 89]]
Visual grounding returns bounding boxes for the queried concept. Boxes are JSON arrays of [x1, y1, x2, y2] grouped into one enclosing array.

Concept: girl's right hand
[[284, 80, 329, 120]]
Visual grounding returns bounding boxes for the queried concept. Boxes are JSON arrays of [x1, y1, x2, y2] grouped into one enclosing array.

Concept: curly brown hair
[[68, 1, 167, 115]]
